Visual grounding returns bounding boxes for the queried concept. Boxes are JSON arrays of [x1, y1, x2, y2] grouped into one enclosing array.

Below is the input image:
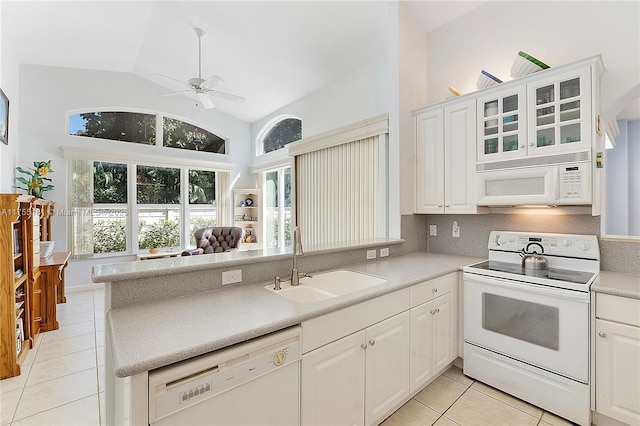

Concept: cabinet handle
[[361, 344, 368, 350], [437, 204, 443, 207], [598, 332, 606, 338], [445, 204, 450, 207], [430, 310, 436, 315], [436, 308, 440, 313], [529, 142, 534, 147], [34, 289, 42, 294], [34, 317, 42, 322], [433, 288, 438, 293], [368, 340, 375, 346], [520, 144, 525, 148]]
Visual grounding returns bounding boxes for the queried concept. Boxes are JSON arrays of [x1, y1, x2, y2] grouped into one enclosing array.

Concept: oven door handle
[[463, 273, 590, 302]]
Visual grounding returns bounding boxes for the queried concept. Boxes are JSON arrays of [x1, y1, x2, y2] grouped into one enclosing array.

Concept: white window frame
[[256, 114, 303, 156], [261, 166, 292, 249]]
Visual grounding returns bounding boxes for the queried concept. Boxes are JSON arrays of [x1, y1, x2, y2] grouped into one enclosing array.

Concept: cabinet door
[[365, 312, 410, 426], [477, 87, 527, 162], [444, 98, 478, 214], [431, 293, 453, 373], [415, 109, 445, 213], [410, 303, 433, 393], [527, 68, 592, 157], [301, 330, 366, 426], [595, 319, 640, 425]]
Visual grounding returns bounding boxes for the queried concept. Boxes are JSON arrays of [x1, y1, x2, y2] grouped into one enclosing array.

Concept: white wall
[[0, 2, 20, 192], [18, 65, 252, 288], [424, 1, 640, 114], [605, 119, 640, 237]]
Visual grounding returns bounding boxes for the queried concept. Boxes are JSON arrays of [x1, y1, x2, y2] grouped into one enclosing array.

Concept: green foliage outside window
[[138, 218, 180, 249], [71, 112, 156, 145], [93, 219, 126, 253], [263, 118, 302, 153], [189, 170, 216, 204], [137, 165, 180, 204], [163, 117, 225, 154], [94, 161, 127, 203]]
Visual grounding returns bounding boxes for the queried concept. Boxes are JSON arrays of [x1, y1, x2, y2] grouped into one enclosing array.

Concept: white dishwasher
[[148, 326, 301, 426]]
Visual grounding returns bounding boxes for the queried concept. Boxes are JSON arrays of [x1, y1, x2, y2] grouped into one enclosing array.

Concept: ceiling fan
[[157, 28, 244, 109]]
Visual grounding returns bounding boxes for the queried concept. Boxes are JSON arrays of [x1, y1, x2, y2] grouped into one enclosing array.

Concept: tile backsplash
[[402, 214, 639, 274]]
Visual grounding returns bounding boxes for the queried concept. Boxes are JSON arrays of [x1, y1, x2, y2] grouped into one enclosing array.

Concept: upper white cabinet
[[477, 87, 527, 162], [527, 67, 592, 157], [415, 98, 486, 214]]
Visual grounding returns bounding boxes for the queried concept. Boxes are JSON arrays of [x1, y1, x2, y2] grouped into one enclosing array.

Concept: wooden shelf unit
[[1, 194, 56, 380], [233, 189, 261, 251]]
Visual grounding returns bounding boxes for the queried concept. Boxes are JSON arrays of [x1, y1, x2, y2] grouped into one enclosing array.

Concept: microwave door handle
[[464, 273, 589, 302]]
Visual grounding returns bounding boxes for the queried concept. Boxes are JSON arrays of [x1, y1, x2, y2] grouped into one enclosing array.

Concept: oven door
[[464, 273, 590, 383]]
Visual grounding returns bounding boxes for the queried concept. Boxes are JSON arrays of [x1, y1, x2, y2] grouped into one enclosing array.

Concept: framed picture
[[0, 88, 8, 145]]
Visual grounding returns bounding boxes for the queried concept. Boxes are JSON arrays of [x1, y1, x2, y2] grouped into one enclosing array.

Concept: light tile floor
[[1, 288, 105, 426], [1, 288, 576, 426]]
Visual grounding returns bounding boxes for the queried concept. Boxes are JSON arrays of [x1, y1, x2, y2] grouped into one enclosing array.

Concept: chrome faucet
[[291, 226, 311, 286]]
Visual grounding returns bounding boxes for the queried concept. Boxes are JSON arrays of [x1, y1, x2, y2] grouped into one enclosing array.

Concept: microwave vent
[[477, 150, 590, 171]]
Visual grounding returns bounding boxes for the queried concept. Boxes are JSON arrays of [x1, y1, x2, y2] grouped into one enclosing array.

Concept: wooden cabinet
[[409, 273, 457, 393], [594, 293, 640, 425], [1, 194, 32, 379], [233, 189, 261, 250], [1, 195, 59, 379], [301, 312, 410, 426], [415, 98, 486, 214]]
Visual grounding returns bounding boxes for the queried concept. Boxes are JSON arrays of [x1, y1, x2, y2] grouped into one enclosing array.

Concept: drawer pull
[[34, 289, 42, 294], [598, 332, 606, 338], [361, 344, 368, 350], [34, 317, 42, 322], [433, 288, 438, 293], [368, 340, 376, 346]]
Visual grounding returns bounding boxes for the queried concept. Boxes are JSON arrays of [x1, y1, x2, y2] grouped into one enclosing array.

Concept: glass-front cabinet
[[477, 87, 527, 162], [527, 68, 592, 156]]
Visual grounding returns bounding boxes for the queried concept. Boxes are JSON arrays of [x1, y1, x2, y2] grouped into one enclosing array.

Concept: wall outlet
[[366, 250, 377, 260], [452, 221, 460, 238], [222, 269, 242, 285], [380, 247, 389, 257], [429, 225, 437, 236]]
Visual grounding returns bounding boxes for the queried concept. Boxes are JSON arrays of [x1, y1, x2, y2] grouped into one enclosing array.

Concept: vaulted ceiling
[[2, 1, 485, 123]]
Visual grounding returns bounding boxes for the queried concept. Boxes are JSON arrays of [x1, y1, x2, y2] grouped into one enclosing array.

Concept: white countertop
[[591, 270, 640, 299], [107, 252, 482, 377]]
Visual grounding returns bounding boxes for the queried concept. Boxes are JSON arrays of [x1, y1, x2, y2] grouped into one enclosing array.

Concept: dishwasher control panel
[[148, 326, 301, 423]]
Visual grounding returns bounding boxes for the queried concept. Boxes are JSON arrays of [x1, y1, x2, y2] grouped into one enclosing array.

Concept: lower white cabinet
[[301, 312, 410, 426], [410, 291, 453, 393], [594, 293, 640, 425]]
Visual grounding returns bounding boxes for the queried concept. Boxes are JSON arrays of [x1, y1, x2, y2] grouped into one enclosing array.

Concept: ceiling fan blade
[[206, 89, 245, 103], [160, 90, 192, 97], [197, 92, 215, 109], [155, 73, 189, 87], [201, 75, 224, 90]]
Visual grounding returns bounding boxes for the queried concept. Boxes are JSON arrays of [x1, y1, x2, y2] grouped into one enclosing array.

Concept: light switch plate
[[429, 225, 437, 236]]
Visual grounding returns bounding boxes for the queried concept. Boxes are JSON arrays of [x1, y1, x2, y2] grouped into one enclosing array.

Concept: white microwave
[[476, 162, 591, 206]]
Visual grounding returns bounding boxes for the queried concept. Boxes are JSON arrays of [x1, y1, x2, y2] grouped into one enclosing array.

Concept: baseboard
[[66, 282, 105, 293]]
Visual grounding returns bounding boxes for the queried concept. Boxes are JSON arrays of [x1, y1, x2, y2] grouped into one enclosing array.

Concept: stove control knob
[[580, 242, 590, 251], [498, 237, 506, 245], [562, 239, 572, 247]]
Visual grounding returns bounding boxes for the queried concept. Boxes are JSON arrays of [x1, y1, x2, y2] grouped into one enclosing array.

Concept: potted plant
[[15, 160, 55, 198]]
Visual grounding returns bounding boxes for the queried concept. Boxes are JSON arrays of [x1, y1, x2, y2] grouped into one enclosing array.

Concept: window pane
[[189, 207, 217, 246], [137, 165, 180, 204], [93, 207, 128, 254], [189, 170, 216, 205], [69, 112, 156, 144], [94, 162, 128, 204], [138, 207, 180, 249], [263, 118, 302, 153], [284, 168, 292, 207], [163, 117, 225, 154], [265, 171, 278, 248]]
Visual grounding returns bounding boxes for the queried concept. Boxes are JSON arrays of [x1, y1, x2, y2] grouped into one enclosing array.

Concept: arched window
[[261, 117, 302, 154], [69, 111, 226, 154]]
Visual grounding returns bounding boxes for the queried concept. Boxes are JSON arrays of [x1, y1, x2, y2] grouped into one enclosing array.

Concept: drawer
[[302, 288, 410, 353], [410, 273, 456, 308], [596, 293, 640, 327]]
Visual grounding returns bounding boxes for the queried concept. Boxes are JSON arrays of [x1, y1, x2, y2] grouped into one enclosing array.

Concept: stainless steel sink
[[265, 270, 387, 304]]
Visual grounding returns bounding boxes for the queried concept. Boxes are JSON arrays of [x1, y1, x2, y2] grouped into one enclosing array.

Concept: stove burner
[[470, 260, 594, 286]]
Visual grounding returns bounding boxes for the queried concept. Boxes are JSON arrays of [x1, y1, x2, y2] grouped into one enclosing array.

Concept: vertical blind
[[296, 135, 385, 245]]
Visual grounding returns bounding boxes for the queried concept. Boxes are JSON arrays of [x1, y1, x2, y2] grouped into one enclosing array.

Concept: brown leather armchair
[[182, 227, 243, 255]]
